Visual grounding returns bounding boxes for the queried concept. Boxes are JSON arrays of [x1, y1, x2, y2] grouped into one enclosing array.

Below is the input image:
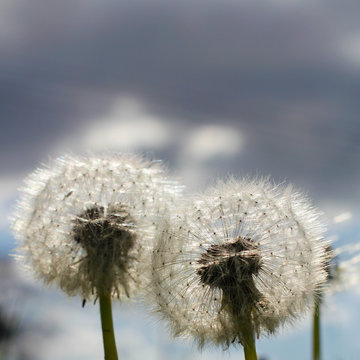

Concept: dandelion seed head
[[152, 178, 329, 347], [11, 153, 181, 300]]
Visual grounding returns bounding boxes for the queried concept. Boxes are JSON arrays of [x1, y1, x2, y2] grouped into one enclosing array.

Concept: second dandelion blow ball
[[152, 179, 329, 347]]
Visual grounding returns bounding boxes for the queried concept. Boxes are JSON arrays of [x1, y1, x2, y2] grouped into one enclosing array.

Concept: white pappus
[[11, 153, 182, 301], [152, 178, 329, 348]]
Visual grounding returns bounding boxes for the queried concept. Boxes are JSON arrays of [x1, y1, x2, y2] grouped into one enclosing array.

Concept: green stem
[[312, 298, 321, 360], [99, 294, 118, 360], [243, 329, 258, 360]]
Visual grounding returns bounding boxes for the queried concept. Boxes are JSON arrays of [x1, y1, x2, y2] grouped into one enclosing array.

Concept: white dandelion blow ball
[[12, 153, 181, 300], [152, 178, 329, 347]]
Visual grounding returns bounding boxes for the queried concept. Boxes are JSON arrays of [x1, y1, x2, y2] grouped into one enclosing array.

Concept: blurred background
[[1, 0, 360, 359]]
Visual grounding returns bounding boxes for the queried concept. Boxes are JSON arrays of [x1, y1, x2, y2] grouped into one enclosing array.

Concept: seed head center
[[73, 205, 136, 259], [197, 237, 262, 291]]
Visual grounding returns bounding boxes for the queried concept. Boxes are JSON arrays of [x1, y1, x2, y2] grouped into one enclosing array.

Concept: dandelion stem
[[312, 297, 321, 360], [99, 294, 118, 360], [243, 327, 258, 360]]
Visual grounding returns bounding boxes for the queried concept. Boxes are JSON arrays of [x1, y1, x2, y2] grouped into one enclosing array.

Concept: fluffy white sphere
[[12, 153, 181, 300], [152, 178, 329, 348]]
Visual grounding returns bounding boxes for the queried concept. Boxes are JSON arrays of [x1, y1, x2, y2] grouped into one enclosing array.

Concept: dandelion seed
[[152, 178, 329, 352], [11, 153, 181, 300]]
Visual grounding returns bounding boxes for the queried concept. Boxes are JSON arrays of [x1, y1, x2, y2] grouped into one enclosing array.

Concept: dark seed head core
[[73, 206, 136, 258], [197, 237, 262, 288], [72, 205, 136, 296], [197, 237, 263, 314]]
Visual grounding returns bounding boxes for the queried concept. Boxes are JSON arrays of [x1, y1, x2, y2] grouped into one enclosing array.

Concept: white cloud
[[40, 311, 102, 360], [338, 32, 360, 67], [321, 297, 351, 328], [333, 211, 352, 224], [182, 125, 243, 161], [335, 242, 360, 257], [173, 124, 244, 191], [54, 97, 174, 154], [0, 176, 22, 231]]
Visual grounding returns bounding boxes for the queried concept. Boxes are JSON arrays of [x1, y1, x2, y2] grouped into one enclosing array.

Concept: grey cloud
[[3, 0, 360, 111], [1, 0, 360, 208]]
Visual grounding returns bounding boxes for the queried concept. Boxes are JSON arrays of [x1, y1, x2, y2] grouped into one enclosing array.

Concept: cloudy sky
[[1, 0, 360, 359]]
